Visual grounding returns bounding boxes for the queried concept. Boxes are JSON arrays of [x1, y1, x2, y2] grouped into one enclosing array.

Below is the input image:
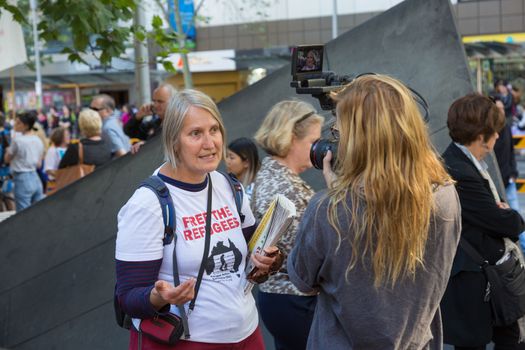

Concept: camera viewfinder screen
[[295, 46, 323, 75]]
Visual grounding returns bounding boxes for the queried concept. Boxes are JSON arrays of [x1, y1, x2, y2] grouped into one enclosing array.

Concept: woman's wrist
[[149, 286, 168, 310]]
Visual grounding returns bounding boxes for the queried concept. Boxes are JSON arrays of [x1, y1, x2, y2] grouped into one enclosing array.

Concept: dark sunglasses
[[90, 106, 105, 112]]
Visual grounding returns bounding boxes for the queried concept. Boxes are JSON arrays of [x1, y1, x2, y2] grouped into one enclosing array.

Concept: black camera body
[[290, 45, 429, 170], [290, 45, 353, 111], [291, 45, 345, 169]]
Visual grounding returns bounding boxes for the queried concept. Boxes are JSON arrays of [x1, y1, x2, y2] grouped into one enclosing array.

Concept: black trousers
[[258, 291, 317, 350], [455, 322, 525, 350]]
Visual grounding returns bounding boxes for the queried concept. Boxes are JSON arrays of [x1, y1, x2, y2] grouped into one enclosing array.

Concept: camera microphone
[[297, 79, 327, 88]]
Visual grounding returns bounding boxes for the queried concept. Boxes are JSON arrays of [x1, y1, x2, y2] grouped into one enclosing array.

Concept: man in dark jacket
[[124, 83, 175, 141]]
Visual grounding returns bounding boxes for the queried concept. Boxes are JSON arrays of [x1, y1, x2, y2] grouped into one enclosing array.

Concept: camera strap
[[172, 174, 213, 340]]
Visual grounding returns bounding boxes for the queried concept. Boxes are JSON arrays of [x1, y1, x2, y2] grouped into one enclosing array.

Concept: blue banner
[[168, 0, 196, 41]]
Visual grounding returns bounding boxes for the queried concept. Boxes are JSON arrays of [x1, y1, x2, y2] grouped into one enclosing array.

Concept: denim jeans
[[13, 171, 44, 212], [506, 182, 525, 252]]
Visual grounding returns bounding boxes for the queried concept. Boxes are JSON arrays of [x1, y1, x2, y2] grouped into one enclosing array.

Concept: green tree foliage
[[0, 0, 187, 74]]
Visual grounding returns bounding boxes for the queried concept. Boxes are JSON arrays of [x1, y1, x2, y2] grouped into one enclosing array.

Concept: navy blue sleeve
[[115, 259, 169, 319], [242, 224, 257, 242]]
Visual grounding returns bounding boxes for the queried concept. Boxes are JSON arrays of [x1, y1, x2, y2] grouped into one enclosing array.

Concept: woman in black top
[[59, 109, 112, 169], [441, 94, 525, 349]]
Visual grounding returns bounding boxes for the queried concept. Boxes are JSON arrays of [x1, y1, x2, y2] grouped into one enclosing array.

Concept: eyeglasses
[[90, 106, 105, 112], [330, 125, 340, 140]]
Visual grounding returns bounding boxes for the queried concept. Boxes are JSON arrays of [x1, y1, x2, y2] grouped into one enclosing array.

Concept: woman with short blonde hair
[[288, 74, 462, 349], [59, 108, 111, 171], [255, 100, 323, 157], [253, 99, 325, 350], [78, 109, 102, 138]]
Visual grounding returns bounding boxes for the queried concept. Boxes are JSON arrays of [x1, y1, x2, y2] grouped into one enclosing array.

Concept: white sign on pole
[[0, 8, 28, 72]]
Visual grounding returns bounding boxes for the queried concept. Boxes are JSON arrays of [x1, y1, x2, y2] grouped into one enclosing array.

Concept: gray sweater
[[287, 183, 461, 349]]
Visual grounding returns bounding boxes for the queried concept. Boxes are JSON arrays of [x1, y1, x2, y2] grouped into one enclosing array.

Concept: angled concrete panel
[[13, 303, 128, 350], [4, 241, 115, 347], [0, 0, 473, 348]]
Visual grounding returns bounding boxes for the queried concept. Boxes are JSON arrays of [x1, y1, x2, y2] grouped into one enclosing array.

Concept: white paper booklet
[[244, 194, 296, 293]]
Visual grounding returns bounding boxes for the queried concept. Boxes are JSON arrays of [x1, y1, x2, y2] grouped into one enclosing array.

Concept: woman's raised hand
[[150, 278, 196, 308]]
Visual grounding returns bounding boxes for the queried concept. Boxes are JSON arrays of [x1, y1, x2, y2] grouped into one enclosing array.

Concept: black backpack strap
[[115, 176, 177, 330], [459, 237, 488, 266], [140, 175, 191, 339], [219, 171, 245, 223], [139, 176, 176, 245]]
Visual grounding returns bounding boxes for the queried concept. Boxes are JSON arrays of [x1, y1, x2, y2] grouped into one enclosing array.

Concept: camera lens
[[310, 139, 338, 170]]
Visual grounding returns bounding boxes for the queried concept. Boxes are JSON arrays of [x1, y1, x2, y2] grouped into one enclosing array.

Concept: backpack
[[114, 171, 244, 330]]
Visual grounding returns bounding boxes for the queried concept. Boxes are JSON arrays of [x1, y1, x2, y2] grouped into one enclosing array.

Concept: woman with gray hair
[[115, 89, 282, 349], [253, 99, 324, 350]]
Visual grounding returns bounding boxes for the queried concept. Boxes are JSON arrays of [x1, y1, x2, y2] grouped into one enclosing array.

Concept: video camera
[[290, 45, 348, 169], [290, 44, 430, 170], [291, 45, 353, 111]]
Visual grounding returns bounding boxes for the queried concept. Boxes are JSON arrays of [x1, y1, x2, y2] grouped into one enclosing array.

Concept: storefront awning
[[464, 41, 525, 59], [0, 52, 168, 90]]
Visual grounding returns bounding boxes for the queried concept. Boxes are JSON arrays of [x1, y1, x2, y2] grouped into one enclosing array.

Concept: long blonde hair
[[328, 74, 451, 287]]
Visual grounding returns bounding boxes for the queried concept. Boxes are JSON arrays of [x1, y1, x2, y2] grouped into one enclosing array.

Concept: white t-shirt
[[44, 146, 67, 179], [116, 170, 258, 343], [8, 134, 44, 173]]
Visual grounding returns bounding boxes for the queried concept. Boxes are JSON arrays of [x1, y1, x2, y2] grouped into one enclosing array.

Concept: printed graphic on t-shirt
[[182, 205, 240, 241], [205, 239, 243, 281]]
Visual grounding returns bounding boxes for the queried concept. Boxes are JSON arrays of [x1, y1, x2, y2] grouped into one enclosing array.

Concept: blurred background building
[[2, 0, 525, 110]]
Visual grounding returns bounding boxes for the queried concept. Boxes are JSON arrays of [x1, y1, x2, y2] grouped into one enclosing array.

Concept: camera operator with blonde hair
[[287, 74, 462, 349]]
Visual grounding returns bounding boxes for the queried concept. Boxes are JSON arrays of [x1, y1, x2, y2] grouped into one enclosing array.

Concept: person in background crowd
[[120, 104, 132, 126], [225, 137, 260, 202], [253, 100, 324, 350], [124, 83, 175, 141], [286, 74, 461, 349], [441, 93, 525, 350], [59, 109, 112, 169], [4, 111, 45, 212], [115, 89, 282, 349], [90, 94, 130, 158], [59, 105, 72, 131], [44, 127, 70, 189], [493, 80, 513, 119], [36, 108, 48, 134], [47, 106, 59, 131], [491, 96, 525, 252], [32, 122, 49, 193], [0, 112, 11, 177], [511, 86, 522, 117], [0, 112, 14, 211]]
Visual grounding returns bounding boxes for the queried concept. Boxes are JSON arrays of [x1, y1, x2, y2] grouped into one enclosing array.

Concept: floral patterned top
[[252, 156, 317, 295]]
